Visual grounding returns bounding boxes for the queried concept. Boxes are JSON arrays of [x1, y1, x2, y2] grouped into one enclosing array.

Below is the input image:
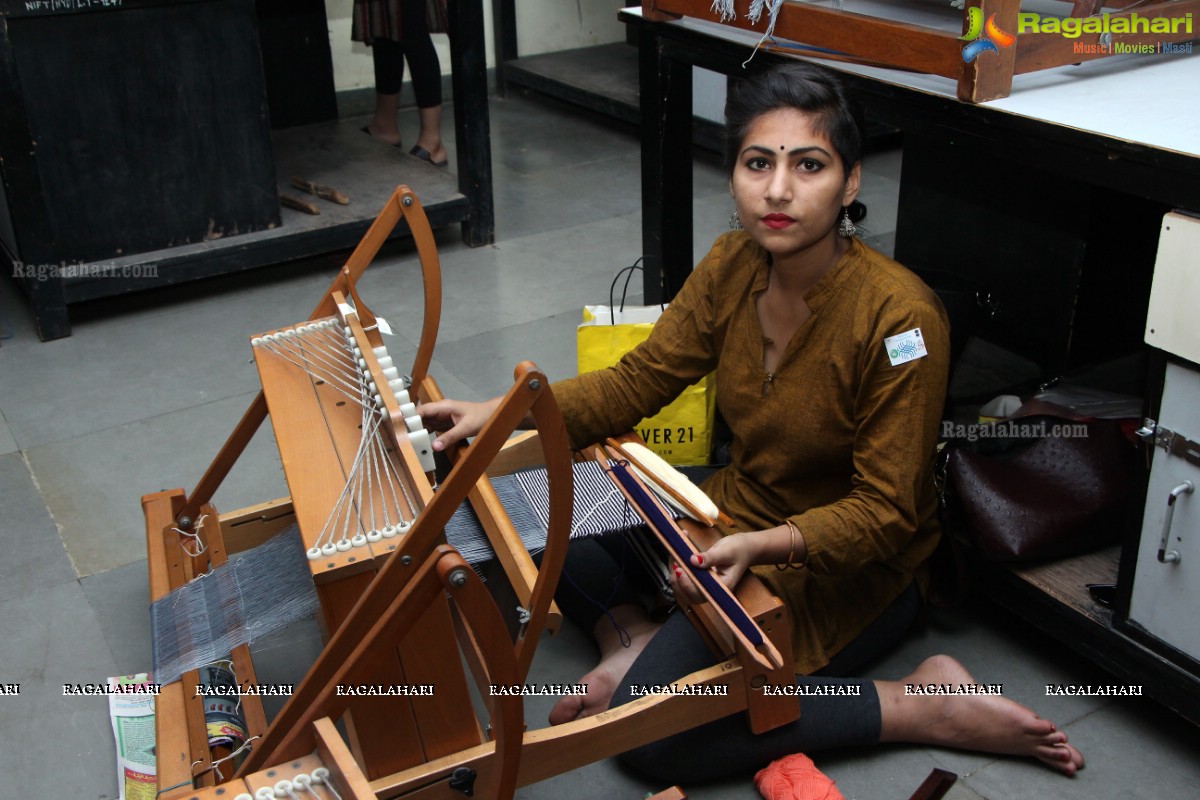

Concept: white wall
[[325, 1, 628, 92]]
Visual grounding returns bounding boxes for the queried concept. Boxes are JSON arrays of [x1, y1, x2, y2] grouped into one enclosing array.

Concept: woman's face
[[730, 107, 861, 264]]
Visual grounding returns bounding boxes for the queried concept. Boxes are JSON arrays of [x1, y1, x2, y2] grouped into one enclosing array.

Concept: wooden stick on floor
[[280, 193, 321, 215], [292, 177, 350, 205]]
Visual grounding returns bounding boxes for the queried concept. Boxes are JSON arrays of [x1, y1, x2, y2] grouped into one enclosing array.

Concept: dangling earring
[[729, 209, 743, 230], [838, 207, 856, 238]]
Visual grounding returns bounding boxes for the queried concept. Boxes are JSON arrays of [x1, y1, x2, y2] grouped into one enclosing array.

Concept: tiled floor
[[2, 90, 1198, 800]]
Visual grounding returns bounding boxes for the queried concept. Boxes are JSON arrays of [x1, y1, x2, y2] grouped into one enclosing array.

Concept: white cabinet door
[[1129, 362, 1200, 659]]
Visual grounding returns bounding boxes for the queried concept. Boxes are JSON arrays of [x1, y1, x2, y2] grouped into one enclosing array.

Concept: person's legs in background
[[363, 0, 447, 165], [365, 36, 404, 146], [400, 0, 446, 166]]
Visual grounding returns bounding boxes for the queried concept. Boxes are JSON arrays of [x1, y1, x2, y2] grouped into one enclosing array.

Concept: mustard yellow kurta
[[553, 232, 950, 674]]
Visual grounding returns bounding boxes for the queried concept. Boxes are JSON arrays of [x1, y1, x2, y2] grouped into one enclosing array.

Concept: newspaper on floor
[[107, 674, 157, 800]]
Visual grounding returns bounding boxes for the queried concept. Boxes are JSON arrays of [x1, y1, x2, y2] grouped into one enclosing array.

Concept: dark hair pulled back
[[725, 62, 867, 223]]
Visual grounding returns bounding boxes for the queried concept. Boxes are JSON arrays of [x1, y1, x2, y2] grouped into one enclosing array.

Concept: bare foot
[[547, 660, 623, 725], [548, 610, 661, 725], [879, 655, 1085, 776]]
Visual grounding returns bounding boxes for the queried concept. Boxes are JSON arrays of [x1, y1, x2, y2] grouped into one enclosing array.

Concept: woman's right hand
[[418, 397, 502, 452], [670, 531, 757, 606]]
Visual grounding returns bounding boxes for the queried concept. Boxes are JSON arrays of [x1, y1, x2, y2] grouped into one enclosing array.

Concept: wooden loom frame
[[144, 186, 799, 800], [643, 0, 1200, 103]]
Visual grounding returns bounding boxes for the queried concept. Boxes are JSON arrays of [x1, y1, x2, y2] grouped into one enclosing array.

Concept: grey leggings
[[553, 535, 920, 784]]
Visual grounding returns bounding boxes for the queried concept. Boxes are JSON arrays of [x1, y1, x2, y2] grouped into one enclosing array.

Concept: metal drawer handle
[[1158, 480, 1194, 564]]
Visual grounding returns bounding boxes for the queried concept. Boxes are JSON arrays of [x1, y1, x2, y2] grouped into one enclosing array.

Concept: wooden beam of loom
[[174, 185, 442, 529], [147, 182, 569, 790], [367, 663, 752, 798], [246, 332, 556, 771], [236, 362, 573, 775], [421, 375, 564, 639], [237, 545, 528, 800]]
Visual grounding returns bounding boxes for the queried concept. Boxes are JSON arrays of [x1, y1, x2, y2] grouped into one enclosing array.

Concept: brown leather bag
[[944, 419, 1139, 562]]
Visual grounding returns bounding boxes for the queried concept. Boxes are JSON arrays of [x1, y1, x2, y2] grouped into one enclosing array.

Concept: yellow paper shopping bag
[[577, 305, 715, 465]]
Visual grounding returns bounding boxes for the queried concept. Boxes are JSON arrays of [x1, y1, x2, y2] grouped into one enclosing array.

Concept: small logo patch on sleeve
[[884, 327, 928, 366]]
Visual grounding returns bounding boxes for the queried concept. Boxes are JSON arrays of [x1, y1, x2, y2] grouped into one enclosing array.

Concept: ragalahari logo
[[960, 7, 1016, 62]]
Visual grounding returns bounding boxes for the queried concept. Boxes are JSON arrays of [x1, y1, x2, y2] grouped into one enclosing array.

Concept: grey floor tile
[[693, 196, 739, 261], [965, 694, 1200, 799], [0, 451, 77, 601], [542, 151, 644, 220], [489, 103, 636, 178], [864, 146, 903, 183], [676, 778, 763, 800], [942, 781, 990, 800], [0, 407, 16, 455], [365, 214, 646, 349], [489, 91, 616, 139], [517, 760, 664, 800], [0, 264, 334, 451], [490, 168, 618, 242], [80, 559, 154, 677], [820, 747, 976, 800], [856, 171, 902, 238], [694, 152, 733, 199], [0, 580, 122, 798], [423, 353, 488, 402], [434, 308, 583, 400], [26, 390, 287, 577]]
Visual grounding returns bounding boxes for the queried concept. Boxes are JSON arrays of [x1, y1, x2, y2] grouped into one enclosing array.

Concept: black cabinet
[[0, 0, 279, 339]]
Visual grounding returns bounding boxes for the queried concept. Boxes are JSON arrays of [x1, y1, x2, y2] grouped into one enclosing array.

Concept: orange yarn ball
[[754, 753, 845, 800]]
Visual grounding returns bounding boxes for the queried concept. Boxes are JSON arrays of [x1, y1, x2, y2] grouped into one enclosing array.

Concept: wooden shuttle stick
[[593, 445, 783, 671]]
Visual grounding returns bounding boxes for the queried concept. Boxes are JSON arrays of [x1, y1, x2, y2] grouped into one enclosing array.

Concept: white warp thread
[[151, 526, 318, 685]]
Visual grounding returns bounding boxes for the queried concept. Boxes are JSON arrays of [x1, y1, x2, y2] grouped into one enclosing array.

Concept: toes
[[547, 696, 584, 726], [1047, 744, 1084, 773], [1037, 730, 1068, 746], [1024, 716, 1057, 737], [1034, 745, 1077, 775]]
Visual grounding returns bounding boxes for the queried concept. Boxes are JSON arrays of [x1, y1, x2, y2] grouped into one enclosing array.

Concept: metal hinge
[[1137, 418, 1200, 468]]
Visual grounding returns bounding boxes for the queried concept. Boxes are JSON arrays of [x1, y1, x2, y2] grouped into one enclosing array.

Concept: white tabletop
[[626, 4, 1200, 158]]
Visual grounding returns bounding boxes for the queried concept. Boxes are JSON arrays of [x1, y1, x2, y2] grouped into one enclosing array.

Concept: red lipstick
[[762, 214, 795, 229]]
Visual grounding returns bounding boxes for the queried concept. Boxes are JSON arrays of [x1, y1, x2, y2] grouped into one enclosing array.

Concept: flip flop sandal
[[409, 144, 449, 167]]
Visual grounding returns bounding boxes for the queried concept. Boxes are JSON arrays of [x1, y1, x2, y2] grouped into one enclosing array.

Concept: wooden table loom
[[144, 186, 799, 800], [642, 0, 1200, 103]]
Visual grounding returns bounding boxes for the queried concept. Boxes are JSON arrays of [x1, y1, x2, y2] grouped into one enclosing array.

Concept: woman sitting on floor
[[420, 62, 1084, 783]]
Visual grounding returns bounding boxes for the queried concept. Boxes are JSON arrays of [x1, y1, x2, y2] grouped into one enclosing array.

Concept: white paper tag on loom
[[883, 327, 928, 367]]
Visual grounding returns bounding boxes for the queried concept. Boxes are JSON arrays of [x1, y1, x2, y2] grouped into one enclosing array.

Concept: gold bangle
[[775, 519, 803, 571]]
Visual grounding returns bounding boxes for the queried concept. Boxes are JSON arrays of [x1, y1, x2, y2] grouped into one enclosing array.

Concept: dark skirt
[[352, 0, 448, 44]]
